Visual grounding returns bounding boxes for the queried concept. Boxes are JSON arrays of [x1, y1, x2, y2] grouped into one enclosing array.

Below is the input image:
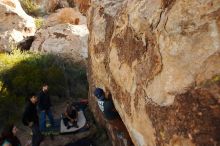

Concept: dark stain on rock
[[146, 80, 220, 146], [93, 12, 114, 56], [180, 22, 209, 36], [112, 27, 147, 67], [53, 32, 68, 38], [162, 0, 176, 10], [201, 7, 220, 20], [5, 12, 16, 16]]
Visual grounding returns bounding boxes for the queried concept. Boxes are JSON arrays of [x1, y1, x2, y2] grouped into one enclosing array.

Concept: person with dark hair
[[22, 93, 43, 146], [94, 88, 119, 120], [62, 103, 78, 129], [37, 83, 54, 131], [94, 88, 134, 146], [0, 124, 21, 146]]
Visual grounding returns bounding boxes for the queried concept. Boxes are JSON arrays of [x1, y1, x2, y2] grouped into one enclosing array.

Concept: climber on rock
[[94, 88, 134, 146], [94, 88, 119, 120]]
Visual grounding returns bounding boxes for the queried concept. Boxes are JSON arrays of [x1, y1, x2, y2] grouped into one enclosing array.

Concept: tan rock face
[[87, 0, 220, 146], [0, 0, 36, 52], [35, 0, 90, 15], [31, 23, 89, 62], [44, 8, 87, 28]]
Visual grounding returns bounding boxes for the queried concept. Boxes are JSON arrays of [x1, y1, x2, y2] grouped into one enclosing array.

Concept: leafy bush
[[35, 18, 44, 29], [20, 0, 40, 16], [0, 50, 88, 127]]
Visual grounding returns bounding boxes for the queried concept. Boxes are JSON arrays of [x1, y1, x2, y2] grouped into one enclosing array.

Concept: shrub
[[20, 0, 40, 16], [0, 51, 88, 128], [35, 18, 44, 29]]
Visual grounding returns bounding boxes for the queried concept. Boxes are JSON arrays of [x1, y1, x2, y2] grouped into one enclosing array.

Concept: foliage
[[35, 18, 44, 29], [0, 50, 88, 127], [20, 0, 40, 16]]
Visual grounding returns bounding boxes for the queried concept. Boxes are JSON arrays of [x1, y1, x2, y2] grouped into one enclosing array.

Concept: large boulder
[[44, 8, 87, 28], [34, 0, 90, 15], [87, 0, 220, 146], [30, 23, 89, 63], [0, 0, 36, 52]]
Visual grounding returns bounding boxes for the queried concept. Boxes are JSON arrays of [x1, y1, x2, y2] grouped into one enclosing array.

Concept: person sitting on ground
[[94, 88, 119, 120], [62, 103, 78, 129], [0, 124, 21, 146]]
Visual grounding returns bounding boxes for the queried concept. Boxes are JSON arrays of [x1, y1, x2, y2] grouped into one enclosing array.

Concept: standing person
[[0, 124, 21, 146], [38, 83, 54, 131], [22, 93, 43, 146]]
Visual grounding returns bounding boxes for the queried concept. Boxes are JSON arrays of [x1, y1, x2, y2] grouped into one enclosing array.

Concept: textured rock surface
[[87, 0, 220, 146], [0, 0, 36, 52], [35, 0, 90, 15], [44, 8, 87, 28], [31, 23, 89, 62]]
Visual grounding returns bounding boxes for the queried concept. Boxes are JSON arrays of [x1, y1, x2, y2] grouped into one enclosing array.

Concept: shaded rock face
[[31, 23, 89, 63], [0, 0, 36, 52], [87, 0, 220, 146]]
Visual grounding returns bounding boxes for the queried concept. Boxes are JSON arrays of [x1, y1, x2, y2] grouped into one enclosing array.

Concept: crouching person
[[62, 103, 78, 129], [22, 93, 43, 146]]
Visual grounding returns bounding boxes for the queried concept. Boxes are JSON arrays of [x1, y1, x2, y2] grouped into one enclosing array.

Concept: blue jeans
[[39, 109, 54, 131]]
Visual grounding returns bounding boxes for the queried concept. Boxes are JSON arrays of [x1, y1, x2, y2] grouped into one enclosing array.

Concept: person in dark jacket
[[62, 103, 78, 129], [22, 93, 43, 146], [94, 88, 134, 146], [0, 124, 21, 146], [37, 83, 54, 131], [94, 88, 119, 120]]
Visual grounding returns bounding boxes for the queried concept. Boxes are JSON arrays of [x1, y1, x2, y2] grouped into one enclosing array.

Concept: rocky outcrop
[[87, 0, 220, 146], [31, 23, 89, 62], [0, 0, 36, 52], [35, 0, 90, 15], [44, 8, 87, 28]]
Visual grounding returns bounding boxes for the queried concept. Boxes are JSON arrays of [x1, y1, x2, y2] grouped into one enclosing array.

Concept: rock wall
[[87, 0, 220, 146], [44, 8, 87, 28], [30, 23, 89, 62], [35, 0, 90, 15], [0, 0, 36, 52]]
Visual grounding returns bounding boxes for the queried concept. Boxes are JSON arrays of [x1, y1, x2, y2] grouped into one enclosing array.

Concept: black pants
[[63, 117, 77, 127], [31, 124, 43, 146]]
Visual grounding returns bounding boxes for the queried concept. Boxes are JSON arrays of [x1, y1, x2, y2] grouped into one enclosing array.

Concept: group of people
[[0, 83, 55, 146], [0, 83, 80, 146], [0, 86, 132, 146], [22, 83, 56, 146]]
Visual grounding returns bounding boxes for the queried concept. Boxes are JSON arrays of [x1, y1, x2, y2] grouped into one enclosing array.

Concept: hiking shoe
[[29, 131, 33, 136], [67, 125, 71, 129], [74, 125, 79, 128]]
